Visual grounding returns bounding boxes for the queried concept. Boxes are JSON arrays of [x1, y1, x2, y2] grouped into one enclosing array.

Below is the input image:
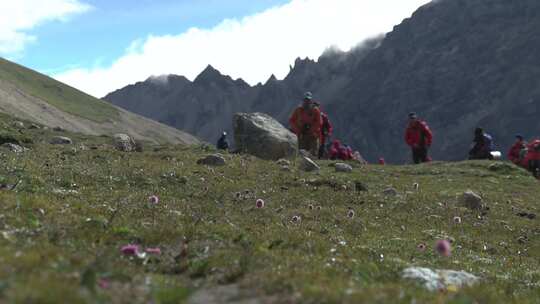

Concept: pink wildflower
[[453, 216, 462, 224], [292, 215, 301, 223], [347, 209, 355, 218], [148, 195, 159, 204], [121, 244, 140, 256], [308, 204, 314, 210], [417, 243, 427, 252], [435, 239, 452, 257], [256, 199, 265, 209], [98, 278, 110, 289]]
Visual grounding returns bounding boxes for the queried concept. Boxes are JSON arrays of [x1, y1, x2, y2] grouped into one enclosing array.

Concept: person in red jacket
[[289, 92, 322, 156], [314, 102, 333, 159], [523, 139, 540, 178], [507, 135, 526, 164], [405, 112, 433, 164]]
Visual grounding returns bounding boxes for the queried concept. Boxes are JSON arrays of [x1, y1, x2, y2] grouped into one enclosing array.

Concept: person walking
[[469, 127, 494, 160], [405, 112, 433, 164], [289, 92, 322, 157]]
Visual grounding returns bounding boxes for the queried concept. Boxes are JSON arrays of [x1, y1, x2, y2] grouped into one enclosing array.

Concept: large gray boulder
[[233, 113, 297, 160]]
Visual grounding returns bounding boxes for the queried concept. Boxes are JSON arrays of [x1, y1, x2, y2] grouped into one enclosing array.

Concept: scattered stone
[[460, 190, 483, 210], [402, 267, 480, 292], [113, 133, 136, 152], [52, 189, 79, 195], [354, 181, 368, 192], [335, 163, 353, 173], [197, 154, 226, 166], [50, 136, 73, 145], [28, 124, 40, 129], [1, 143, 25, 153], [12, 121, 24, 129], [233, 112, 297, 160], [383, 187, 398, 196], [52, 126, 65, 132], [281, 165, 291, 172], [516, 212, 536, 220], [276, 159, 291, 167], [299, 156, 320, 172]]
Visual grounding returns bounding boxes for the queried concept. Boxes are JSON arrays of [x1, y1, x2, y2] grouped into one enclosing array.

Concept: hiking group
[[216, 92, 540, 178]]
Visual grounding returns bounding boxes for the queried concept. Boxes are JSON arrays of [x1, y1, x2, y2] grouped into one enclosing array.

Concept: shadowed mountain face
[[105, 0, 540, 163]]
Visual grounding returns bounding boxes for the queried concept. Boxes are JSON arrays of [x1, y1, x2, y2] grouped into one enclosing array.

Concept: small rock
[[299, 156, 320, 172], [281, 165, 291, 172], [113, 133, 136, 152], [383, 187, 398, 196], [53, 126, 65, 132], [52, 189, 79, 195], [354, 181, 368, 192], [28, 124, 41, 129], [12, 121, 24, 129], [197, 154, 226, 166], [460, 190, 483, 210], [335, 163, 353, 173], [402, 267, 479, 292], [50, 136, 73, 145], [276, 159, 291, 167], [1, 143, 25, 153]]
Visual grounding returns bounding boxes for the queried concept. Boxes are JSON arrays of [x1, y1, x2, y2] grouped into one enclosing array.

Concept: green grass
[[0, 57, 119, 123], [0, 114, 538, 303]]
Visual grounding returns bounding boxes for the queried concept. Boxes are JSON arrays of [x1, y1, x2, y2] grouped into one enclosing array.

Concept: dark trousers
[[529, 160, 540, 178], [412, 146, 429, 164]]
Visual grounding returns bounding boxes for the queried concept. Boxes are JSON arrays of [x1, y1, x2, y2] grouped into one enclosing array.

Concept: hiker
[[314, 102, 333, 159], [329, 140, 351, 161], [289, 92, 322, 156], [405, 112, 433, 164], [217, 131, 229, 151], [508, 135, 526, 164], [523, 139, 540, 178], [469, 127, 494, 160]]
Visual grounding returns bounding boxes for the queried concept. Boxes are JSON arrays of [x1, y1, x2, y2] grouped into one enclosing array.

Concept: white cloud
[[0, 0, 91, 55], [55, 0, 431, 98]]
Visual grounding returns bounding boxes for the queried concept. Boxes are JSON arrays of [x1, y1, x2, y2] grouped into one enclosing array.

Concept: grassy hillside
[[0, 57, 119, 123], [0, 114, 538, 303]]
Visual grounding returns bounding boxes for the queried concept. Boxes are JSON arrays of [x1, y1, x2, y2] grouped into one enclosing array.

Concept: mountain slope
[[106, 0, 540, 162], [0, 58, 199, 145]]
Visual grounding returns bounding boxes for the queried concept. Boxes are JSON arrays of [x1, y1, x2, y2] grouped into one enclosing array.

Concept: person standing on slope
[[469, 127, 494, 160], [507, 134, 526, 164], [405, 112, 433, 164], [289, 92, 322, 157], [217, 131, 229, 151], [313, 102, 333, 159]]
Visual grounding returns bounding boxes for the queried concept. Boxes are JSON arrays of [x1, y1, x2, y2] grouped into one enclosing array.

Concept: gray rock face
[[461, 191, 483, 210], [113, 133, 136, 152], [2, 143, 25, 153], [299, 156, 320, 172], [335, 163, 353, 173], [233, 113, 297, 160], [50, 136, 72, 145], [197, 154, 226, 166], [402, 267, 480, 292]]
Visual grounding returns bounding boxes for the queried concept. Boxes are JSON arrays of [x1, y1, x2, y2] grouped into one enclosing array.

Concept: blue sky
[[1, 0, 431, 97], [13, 0, 290, 74]]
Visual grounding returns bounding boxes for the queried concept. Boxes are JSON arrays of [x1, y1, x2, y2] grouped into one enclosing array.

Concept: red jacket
[[320, 112, 333, 143], [329, 140, 351, 160], [508, 141, 525, 164], [523, 140, 540, 166], [289, 106, 322, 138], [405, 120, 433, 147]]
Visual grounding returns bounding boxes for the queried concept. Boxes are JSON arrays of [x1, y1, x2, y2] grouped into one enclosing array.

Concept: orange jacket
[[289, 106, 322, 138]]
